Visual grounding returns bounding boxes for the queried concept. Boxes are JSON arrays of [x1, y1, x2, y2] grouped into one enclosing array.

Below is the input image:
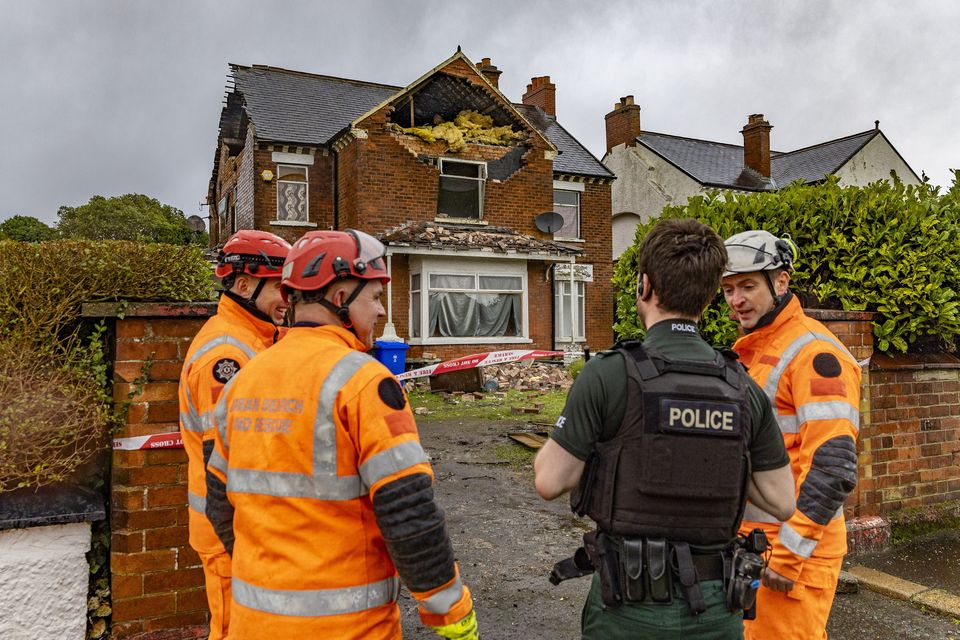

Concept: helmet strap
[[317, 280, 369, 335], [764, 270, 784, 306], [223, 289, 275, 325]]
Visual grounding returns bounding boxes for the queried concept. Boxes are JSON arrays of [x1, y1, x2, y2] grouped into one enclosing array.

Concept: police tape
[[396, 349, 565, 381], [113, 433, 184, 450]]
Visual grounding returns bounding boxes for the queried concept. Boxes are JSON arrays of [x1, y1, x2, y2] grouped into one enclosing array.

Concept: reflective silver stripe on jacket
[[796, 400, 860, 432], [213, 380, 234, 447], [189, 334, 257, 366], [208, 448, 228, 474], [775, 413, 798, 434], [180, 384, 205, 433], [226, 351, 425, 501], [778, 522, 819, 558], [743, 503, 781, 524], [359, 440, 429, 489], [762, 332, 855, 403], [420, 575, 464, 615], [188, 491, 206, 514], [232, 575, 400, 617]]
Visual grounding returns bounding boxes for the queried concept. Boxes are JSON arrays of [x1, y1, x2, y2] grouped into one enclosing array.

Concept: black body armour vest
[[571, 341, 752, 546]]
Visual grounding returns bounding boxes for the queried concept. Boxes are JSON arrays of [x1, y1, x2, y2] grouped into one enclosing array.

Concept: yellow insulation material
[[391, 110, 525, 152]]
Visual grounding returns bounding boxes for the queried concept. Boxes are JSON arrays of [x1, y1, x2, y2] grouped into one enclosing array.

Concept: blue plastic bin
[[373, 340, 410, 376]]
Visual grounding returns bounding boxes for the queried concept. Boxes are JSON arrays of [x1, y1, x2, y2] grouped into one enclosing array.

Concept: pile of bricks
[[482, 361, 573, 391]]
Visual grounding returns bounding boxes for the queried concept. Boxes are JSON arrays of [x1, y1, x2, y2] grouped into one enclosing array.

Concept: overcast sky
[[2, 0, 958, 226]]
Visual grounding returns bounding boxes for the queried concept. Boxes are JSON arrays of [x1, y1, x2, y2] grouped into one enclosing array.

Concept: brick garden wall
[[86, 302, 216, 639]]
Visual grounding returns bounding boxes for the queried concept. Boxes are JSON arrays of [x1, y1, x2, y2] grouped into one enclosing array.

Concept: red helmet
[[281, 229, 389, 299], [215, 230, 291, 279]]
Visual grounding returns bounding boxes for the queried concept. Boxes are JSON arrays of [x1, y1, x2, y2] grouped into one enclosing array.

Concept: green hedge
[[614, 173, 960, 353], [0, 240, 214, 350]]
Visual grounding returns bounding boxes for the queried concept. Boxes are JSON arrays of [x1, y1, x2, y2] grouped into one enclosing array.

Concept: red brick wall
[[251, 147, 334, 244], [107, 304, 216, 639]]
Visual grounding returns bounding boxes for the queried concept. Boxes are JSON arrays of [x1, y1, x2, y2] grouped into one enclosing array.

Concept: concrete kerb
[[847, 565, 960, 620]]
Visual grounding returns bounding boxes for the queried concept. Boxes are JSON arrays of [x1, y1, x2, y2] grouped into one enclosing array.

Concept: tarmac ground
[[402, 417, 960, 639]]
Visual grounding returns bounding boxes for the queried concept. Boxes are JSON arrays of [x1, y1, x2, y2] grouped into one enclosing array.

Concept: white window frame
[[408, 256, 530, 345], [275, 164, 309, 223], [553, 184, 582, 241], [436, 158, 487, 222], [554, 279, 586, 343]]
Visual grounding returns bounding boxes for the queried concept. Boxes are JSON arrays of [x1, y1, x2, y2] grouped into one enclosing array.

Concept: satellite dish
[[186, 215, 206, 232], [534, 211, 564, 233]]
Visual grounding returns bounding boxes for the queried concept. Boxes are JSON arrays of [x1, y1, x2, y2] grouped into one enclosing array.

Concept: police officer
[[722, 230, 861, 640], [535, 218, 795, 639], [178, 230, 291, 640], [205, 230, 479, 640]]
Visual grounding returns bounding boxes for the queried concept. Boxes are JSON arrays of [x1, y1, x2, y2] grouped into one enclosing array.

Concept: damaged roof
[[220, 61, 611, 178], [378, 220, 581, 258], [515, 104, 613, 179], [637, 129, 893, 191]]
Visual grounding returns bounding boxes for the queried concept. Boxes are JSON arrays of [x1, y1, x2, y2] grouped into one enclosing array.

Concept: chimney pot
[[522, 75, 557, 117], [604, 94, 641, 154]]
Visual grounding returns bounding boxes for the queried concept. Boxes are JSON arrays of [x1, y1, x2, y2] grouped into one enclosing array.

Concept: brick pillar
[[85, 302, 216, 639]]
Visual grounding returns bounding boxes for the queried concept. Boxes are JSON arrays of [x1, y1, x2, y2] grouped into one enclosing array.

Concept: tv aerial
[[534, 211, 564, 234]]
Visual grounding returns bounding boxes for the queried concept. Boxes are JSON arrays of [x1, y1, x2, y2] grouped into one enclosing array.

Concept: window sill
[[554, 337, 587, 344], [270, 220, 318, 227], [408, 337, 533, 346], [434, 217, 488, 226], [555, 237, 584, 243]]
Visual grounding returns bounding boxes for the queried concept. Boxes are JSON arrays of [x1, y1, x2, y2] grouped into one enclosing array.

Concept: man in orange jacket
[[178, 230, 290, 639], [205, 229, 478, 640], [722, 230, 860, 640]]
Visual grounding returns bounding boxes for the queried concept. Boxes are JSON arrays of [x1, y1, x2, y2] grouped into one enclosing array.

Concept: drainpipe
[[378, 251, 401, 342], [332, 147, 339, 230], [569, 255, 577, 345]]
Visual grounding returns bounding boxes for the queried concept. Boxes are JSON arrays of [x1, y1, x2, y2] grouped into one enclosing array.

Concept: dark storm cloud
[[1, 0, 957, 225]]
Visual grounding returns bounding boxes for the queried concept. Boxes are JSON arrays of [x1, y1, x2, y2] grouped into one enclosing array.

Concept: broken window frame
[[408, 256, 531, 346], [275, 164, 309, 223], [437, 158, 486, 221]]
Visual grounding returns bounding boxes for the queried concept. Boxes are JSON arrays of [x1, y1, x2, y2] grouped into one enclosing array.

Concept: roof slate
[[378, 220, 581, 257], [232, 65, 400, 145], [514, 104, 614, 179], [637, 129, 879, 190]]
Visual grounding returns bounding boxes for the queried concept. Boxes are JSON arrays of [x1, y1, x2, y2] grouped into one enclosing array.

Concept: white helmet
[[723, 230, 798, 278]]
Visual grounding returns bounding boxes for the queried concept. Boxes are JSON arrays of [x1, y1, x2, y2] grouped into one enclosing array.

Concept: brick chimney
[[522, 76, 556, 117], [604, 95, 641, 154], [741, 114, 773, 178], [477, 57, 502, 89]]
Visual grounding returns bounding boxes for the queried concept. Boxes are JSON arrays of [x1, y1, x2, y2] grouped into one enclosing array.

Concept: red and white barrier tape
[[113, 433, 184, 450], [396, 349, 564, 381]]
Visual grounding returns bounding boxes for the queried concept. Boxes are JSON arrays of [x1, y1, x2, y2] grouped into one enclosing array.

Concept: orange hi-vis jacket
[[178, 294, 278, 554], [734, 295, 861, 586], [206, 325, 472, 640]]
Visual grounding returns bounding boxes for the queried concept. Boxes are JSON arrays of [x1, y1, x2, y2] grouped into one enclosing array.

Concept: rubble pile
[[483, 361, 572, 391], [379, 220, 576, 255]]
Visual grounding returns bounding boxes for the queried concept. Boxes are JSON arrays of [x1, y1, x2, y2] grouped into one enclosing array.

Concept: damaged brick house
[[208, 50, 615, 359]]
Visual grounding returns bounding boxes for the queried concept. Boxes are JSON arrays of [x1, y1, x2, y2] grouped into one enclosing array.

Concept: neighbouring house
[[208, 51, 615, 360], [603, 97, 922, 258]]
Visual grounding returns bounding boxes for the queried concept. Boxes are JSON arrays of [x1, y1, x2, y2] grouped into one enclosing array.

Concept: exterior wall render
[[835, 134, 921, 187]]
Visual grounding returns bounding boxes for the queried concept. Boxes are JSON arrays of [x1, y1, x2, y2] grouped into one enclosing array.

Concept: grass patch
[[408, 388, 567, 423], [492, 442, 537, 468]]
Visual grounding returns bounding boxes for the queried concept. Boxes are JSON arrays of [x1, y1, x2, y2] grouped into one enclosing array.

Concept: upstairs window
[[553, 188, 580, 240], [276, 165, 308, 222], [437, 159, 486, 220]]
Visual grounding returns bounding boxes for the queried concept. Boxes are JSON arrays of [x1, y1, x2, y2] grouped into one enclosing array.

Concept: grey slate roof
[[232, 65, 400, 145], [637, 129, 879, 191], [226, 64, 612, 178], [514, 104, 615, 179]]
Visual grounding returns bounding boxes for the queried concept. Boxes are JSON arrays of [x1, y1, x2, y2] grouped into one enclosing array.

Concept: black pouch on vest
[[645, 538, 672, 603], [586, 532, 623, 609], [620, 538, 645, 602]]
